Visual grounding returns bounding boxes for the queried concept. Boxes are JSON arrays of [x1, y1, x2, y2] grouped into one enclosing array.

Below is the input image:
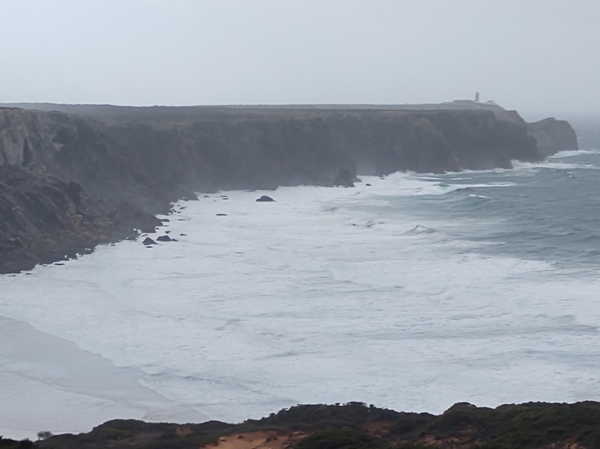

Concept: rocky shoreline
[[0, 104, 578, 273], [1, 401, 597, 449]]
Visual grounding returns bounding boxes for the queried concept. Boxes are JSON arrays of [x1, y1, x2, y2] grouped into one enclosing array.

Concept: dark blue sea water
[[401, 148, 600, 268]]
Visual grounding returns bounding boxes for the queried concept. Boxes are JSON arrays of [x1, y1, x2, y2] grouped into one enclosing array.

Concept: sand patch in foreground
[[206, 430, 307, 449]]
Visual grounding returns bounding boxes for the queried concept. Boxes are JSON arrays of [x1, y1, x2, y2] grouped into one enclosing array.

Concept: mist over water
[[1, 129, 600, 437]]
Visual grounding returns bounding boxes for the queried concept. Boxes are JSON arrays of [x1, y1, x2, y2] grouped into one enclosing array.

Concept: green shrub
[[94, 427, 132, 441], [296, 428, 386, 449]]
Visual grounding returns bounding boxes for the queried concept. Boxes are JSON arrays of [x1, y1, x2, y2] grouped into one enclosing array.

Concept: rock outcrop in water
[[0, 104, 578, 273], [528, 117, 579, 156]]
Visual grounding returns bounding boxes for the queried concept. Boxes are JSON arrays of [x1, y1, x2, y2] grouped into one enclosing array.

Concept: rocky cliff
[[528, 117, 579, 156], [0, 165, 161, 273], [0, 104, 578, 273]]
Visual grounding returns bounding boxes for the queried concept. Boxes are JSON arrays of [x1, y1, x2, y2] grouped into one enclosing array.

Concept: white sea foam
[[549, 149, 600, 159], [511, 160, 598, 170], [1, 173, 600, 438]]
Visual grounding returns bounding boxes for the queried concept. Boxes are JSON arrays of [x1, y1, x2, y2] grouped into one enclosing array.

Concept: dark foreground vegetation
[[2, 401, 599, 449]]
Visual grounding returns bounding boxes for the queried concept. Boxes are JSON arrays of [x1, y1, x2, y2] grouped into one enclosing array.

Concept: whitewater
[[2, 148, 600, 438]]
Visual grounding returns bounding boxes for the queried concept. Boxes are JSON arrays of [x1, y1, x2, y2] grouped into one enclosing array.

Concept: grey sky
[[1, 0, 598, 118]]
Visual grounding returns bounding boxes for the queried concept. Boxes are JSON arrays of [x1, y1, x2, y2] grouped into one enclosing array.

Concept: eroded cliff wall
[[0, 107, 551, 200], [528, 117, 579, 156]]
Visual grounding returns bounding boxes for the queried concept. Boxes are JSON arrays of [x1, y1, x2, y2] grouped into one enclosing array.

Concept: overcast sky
[[1, 0, 598, 118]]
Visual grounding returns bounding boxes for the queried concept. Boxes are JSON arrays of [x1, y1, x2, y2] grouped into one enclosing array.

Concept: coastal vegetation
[[10, 401, 599, 449]]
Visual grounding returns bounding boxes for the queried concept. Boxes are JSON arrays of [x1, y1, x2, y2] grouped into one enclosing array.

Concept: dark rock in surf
[[256, 195, 275, 202], [156, 235, 172, 242], [142, 237, 156, 246]]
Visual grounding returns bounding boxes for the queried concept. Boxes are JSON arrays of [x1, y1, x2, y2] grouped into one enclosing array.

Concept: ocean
[[1, 130, 599, 438]]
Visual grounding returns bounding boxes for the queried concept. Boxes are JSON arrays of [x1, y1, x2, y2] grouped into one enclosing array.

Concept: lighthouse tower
[[474, 92, 480, 103]]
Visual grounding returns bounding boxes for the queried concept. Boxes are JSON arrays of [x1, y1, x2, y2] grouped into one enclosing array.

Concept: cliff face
[[0, 165, 160, 273], [528, 117, 579, 156], [0, 107, 557, 195], [0, 108, 166, 272], [0, 105, 578, 272]]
